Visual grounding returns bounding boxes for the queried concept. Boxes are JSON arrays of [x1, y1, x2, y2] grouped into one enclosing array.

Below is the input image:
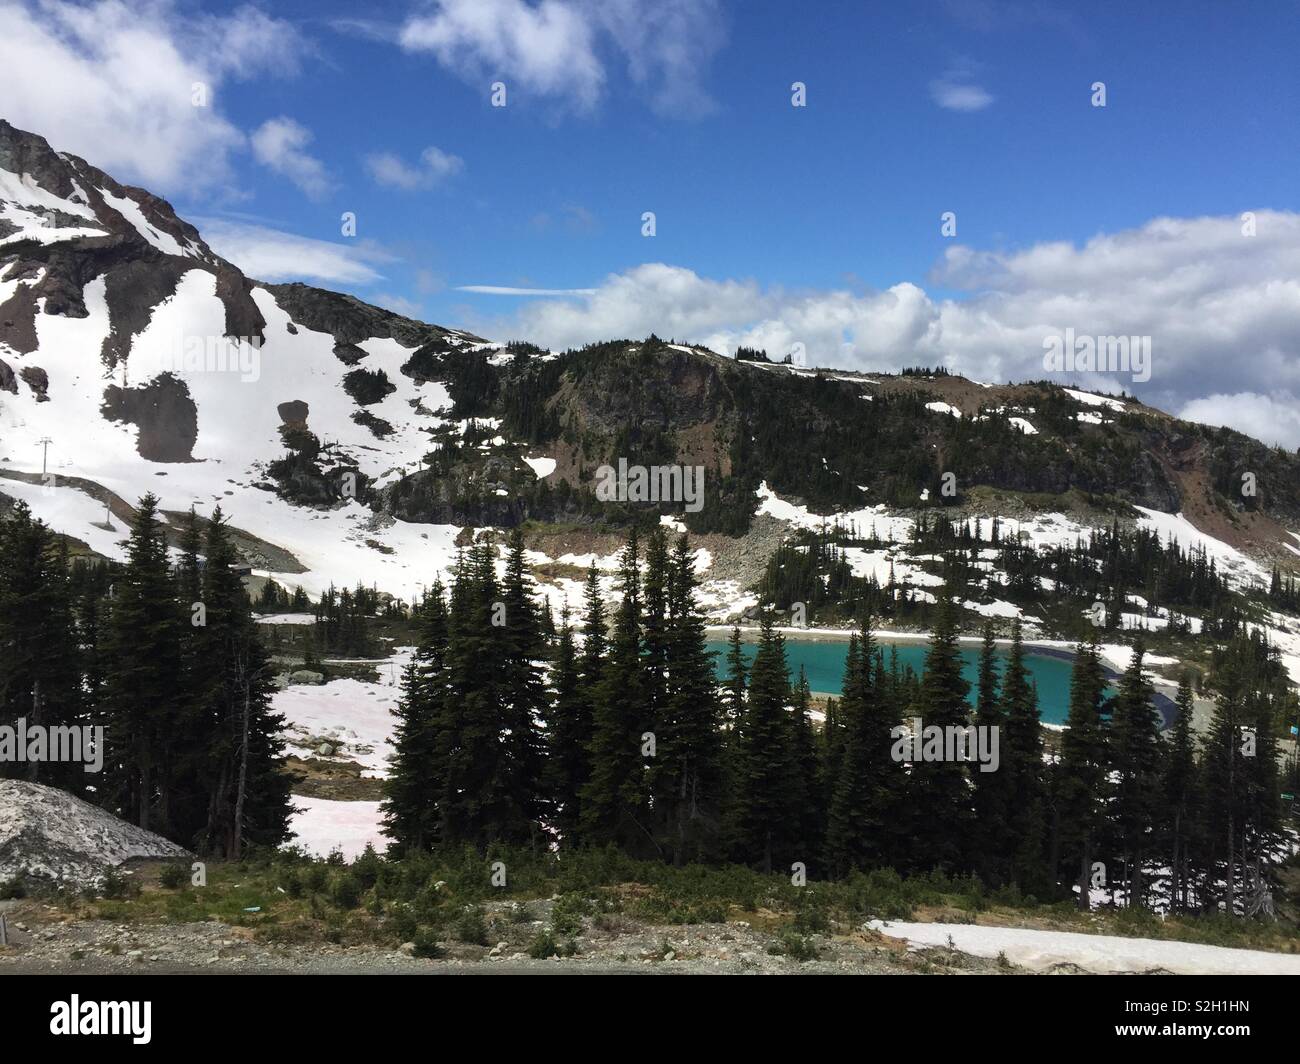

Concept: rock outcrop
[[0, 779, 189, 890]]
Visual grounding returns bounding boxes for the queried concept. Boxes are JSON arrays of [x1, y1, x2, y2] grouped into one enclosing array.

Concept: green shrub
[[352, 844, 383, 890], [528, 930, 577, 959], [792, 904, 830, 934], [454, 905, 488, 945], [98, 869, 134, 900], [551, 893, 589, 936], [303, 862, 329, 893], [330, 871, 363, 910], [412, 928, 444, 959], [0, 878, 27, 900], [768, 931, 820, 961], [158, 863, 188, 890]]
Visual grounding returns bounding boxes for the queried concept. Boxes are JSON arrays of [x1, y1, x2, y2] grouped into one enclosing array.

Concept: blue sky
[[3, 0, 1300, 443], [183, 0, 1299, 312]]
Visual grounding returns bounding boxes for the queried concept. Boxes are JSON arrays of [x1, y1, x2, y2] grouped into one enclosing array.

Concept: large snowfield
[[869, 919, 1300, 975]]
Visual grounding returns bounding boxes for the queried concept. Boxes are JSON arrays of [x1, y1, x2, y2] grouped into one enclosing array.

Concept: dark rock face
[[277, 400, 310, 429], [560, 344, 727, 435], [332, 341, 368, 366], [399, 337, 457, 382], [18, 365, 48, 401], [342, 367, 396, 406], [264, 282, 479, 348], [101, 373, 198, 462], [267, 428, 370, 508], [351, 409, 395, 438], [0, 119, 264, 370], [0, 275, 39, 353], [100, 257, 185, 367], [0, 356, 15, 394]]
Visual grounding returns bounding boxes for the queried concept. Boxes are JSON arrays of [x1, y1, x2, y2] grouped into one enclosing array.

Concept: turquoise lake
[[705, 635, 1108, 727]]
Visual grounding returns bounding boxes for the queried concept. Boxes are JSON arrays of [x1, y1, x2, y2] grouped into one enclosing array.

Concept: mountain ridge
[[1, 116, 1298, 603]]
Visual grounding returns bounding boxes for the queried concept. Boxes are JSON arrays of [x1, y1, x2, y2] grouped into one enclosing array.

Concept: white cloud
[[1179, 393, 1300, 451], [365, 146, 464, 190], [401, 0, 604, 110], [398, 0, 723, 116], [930, 73, 995, 111], [251, 117, 333, 200], [0, 0, 308, 193], [458, 285, 597, 295], [198, 219, 391, 285], [593, 0, 725, 117], [470, 211, 1300, 448]]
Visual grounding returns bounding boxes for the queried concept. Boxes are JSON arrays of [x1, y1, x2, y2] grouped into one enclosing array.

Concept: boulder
[[0, 779, 189, 890]]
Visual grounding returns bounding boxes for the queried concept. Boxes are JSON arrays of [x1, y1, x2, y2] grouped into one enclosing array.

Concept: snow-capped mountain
[[3, 116, 1300, 618], [0, 118, 492, 598]]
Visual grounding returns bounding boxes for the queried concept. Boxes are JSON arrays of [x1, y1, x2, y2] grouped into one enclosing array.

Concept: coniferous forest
[[0, 495, 1295, 918], [0, 496, 292, 858], [378, 523, 1293, 915]]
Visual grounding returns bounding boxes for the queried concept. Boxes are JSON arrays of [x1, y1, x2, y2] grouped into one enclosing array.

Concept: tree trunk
[[28, 677, 42, 784], [233, 678, 251, 861], [1076, 838, 1091, 912], [1226, 817, 1235, 916], [139, 759, 151, 832]]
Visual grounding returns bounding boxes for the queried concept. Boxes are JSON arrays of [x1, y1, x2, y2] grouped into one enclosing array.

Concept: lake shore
[[706, 624, 1181, 729]]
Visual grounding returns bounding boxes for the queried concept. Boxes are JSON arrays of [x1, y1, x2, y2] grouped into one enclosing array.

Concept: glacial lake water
[[705, 634, 1114, 727]]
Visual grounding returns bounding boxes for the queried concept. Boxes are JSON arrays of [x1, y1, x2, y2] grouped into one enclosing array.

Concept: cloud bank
[[0, 0, 310, 193], [470, 211, 1300, 447], [398, 0, 725, 116]]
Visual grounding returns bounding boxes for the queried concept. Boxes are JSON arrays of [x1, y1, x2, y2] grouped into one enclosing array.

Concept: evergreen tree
[[441, 543, 539, 848], [1054, 639, 1109, 909], [1162, 673, 1200, 912], [656, 534, 725, 863], [729, 614, 799, 872], [101, 494, 183, 833], [545, 607, 589, 845], [498, 528, 548, 841], [581, 530, 651, 852], [821, 634, 859, 818], [1000, 620, 1050, 895], [382, 583, 450, 852], [169, 508, 209, 837], [971, 623, 1009, 885], [826, 624, 901, 873], [0, 503, 82, 789], [723, 624, 747, 727], [789, 665, 823, 865], [1109, 640, 1162, 907], [191, 510, 291, 857], [904, 593, 973, 874], [1202, 648, 1249, 914]]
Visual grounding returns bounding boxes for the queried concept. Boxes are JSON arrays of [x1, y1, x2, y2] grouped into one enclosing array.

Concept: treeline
[[760, 514, 1243, 634], [0, 497, 292, 857], [311, 584, 388, 658], [384, 528, 1295, 913], [1269, 567, 1300, 612], [758, 534, 934, 625], [254, 579, 311, 614]]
